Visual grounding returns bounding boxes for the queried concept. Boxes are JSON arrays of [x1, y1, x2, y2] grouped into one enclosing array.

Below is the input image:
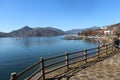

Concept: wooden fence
[[10, 43, 114, 80]]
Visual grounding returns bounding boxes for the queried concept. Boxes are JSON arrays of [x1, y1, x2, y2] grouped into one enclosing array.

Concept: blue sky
[[0, 0, 120, 32]]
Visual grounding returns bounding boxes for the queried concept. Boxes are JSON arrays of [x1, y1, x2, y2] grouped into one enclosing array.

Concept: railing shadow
[[46, 49, 119, 80]]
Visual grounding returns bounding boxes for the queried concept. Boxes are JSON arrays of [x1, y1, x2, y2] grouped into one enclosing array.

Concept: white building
[[104, 30, 110, 35], [100, 26, 110, 35]]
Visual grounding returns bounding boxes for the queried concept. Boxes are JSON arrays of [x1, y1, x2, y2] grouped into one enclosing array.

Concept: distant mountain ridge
[[0, 32, 8, 37], [65, 29, 82, 34], [1, 23, 120, 37], [65, 26, 100, 34], [0, 26, 105, 37], [0, 26, 65, 37]]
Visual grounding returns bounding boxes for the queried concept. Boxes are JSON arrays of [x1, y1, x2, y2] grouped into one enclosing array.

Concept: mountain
[[0, 26, 65, 37], [9, 26, 33, 37], [66, 26, 100, 34], [108, 23, 120, 30], [86, 26, 100, 30], [27, 27, 65, 37], [107, 23, 120, 35], [65, 29, 82, 34], [0, 32, 8, 37]]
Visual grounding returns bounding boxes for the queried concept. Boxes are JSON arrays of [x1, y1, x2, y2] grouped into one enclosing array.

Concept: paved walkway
[[60, 52, 120, 80]]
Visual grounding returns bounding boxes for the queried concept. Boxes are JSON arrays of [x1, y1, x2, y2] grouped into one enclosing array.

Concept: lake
[[0, 36, 98, 80]]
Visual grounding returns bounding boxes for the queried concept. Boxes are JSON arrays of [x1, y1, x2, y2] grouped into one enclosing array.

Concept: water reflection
[[11, 37, 59, 48], [83, 39, 98, 44]]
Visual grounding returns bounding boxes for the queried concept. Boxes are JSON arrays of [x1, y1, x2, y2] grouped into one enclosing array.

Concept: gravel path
[[54, 49, 120, 80], [69, 52, 120, 80]]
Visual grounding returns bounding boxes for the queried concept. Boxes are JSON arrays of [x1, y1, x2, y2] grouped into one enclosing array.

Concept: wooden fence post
[[84, 49, 87, 64], [96, 46, 100, 59], [112, 43, 114, 52], [106, 44, 108, 55], [65, 52, 69, 69], [40, 57, 45, 80], [10, 72, 17, 80]]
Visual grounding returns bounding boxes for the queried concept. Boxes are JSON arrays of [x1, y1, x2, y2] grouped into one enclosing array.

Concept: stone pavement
[[60, 52, 120, 80]]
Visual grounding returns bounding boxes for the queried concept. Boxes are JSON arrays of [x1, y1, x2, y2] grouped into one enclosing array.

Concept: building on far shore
[[100, 26, 110, 35]]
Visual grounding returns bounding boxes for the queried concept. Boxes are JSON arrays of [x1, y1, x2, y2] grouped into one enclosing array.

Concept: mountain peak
[[22, 26, 32, 29]]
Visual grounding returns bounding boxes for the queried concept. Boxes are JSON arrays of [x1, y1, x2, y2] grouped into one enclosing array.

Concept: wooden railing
[[10, 43, 114, 80]]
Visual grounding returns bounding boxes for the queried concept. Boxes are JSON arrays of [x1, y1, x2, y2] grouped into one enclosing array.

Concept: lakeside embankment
[[64, 35, 113, 42]]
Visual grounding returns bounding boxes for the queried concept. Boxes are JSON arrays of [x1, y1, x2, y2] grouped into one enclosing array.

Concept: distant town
[[64, 23, 120, 43]]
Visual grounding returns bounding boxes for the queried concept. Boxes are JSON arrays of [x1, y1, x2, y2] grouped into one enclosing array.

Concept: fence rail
[[10, 43, 114, 80]]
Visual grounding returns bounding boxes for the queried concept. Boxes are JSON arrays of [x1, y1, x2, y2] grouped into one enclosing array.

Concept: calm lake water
[[0, 36, 98, 80]]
